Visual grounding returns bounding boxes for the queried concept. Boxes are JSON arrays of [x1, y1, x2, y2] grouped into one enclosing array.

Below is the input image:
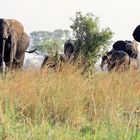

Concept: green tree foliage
[[39, 40, 64, 54], [53, 29, 64, 39], [30, 30, 70, 46], [30, 31, 52, 45], [64, 29, 71, 40], [30, 30, 71, 54], [70, 12, 113, 65]]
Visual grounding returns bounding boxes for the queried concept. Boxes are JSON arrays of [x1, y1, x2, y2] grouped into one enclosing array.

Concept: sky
[[1, 0, 140, 42]]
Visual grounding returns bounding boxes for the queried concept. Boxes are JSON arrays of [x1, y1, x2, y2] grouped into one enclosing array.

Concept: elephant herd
[[100, 25, 140, 72], [0, 18, 140, 73], [41, 39, 75, 69]]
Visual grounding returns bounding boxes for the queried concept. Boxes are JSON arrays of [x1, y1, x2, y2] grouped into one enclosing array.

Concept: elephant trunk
[[100, 64, 104, 71], [0, 39, 6, 72]]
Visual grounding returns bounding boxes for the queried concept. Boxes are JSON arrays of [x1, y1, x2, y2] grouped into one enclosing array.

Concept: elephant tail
[[25, 48, 37, 53]]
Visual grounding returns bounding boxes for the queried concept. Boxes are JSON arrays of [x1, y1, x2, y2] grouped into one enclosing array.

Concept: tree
[[53, 29, 64, 40], [64, 29, 71, 40], [39, 40, 64, 53], [30, 29, 71, 50], [30, 31, 52, 46], [70, 12, 113, 67]]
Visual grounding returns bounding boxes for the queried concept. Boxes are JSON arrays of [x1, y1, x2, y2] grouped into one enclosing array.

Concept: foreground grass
[[0, 66, 139, 139]]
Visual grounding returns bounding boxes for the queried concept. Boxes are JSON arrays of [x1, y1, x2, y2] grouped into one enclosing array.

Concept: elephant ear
[[7, 19, 24, 39], [4, 19, 12, 34], [2, 19, 9, 26]]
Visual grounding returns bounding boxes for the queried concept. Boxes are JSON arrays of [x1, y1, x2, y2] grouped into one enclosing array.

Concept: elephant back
[[111, 50, 129, 60], [7, 19, 24, 40], [64, 39, 74, 57], [113, 40, 127, 53], [113, 40, 138, 59], [133, 25, 140, 42], [108, 50, 130, 71]]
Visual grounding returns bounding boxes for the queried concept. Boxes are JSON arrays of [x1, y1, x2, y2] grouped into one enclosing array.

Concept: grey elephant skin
[[101, 50, 130, 71], [64, 39, 74, 58], [0, 18, 30, 72], [112, 40, 138, 59], [101, 51, 139, 71]]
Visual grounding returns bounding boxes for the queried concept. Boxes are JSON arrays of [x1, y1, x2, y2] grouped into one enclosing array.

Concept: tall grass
[[0, 66, 139, 139]]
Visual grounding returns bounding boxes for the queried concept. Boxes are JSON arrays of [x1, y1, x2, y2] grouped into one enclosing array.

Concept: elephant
[[0, 18, 30, 72], [100, 50, 130, 71], [64, 39, 74, 58], [12, 32, 30, 68], [101, 50, 139, 71], [41, 52, 73, 71], [41, 39, 75, 69], [112, 40, 138, 59], [133, 25, 140, 42], [41, 53, 66, 70]]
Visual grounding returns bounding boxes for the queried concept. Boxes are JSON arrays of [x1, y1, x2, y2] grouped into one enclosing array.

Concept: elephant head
[[64, 39, 74, 58], [0, 19, 12, 71], [100, 55, 108, 70], [0, 19, 29, 72], [0, 19, 11, 39], [100, 51, 113, 70]]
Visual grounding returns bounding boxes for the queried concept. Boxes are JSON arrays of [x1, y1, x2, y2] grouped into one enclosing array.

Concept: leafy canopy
[[70, 12, 113, 64], [30, 29, 71, 52]]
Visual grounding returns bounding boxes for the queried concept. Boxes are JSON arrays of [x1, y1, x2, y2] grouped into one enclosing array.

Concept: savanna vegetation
[[30, 29, 70, 53], [0, 12, 139, 140], [0, 67, 140, 139], [70, 12, 113, 63], [30, 12, 113, 72]]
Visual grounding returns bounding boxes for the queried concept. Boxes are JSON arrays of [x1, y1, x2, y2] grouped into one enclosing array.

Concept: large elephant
[[133, 25, 140, 42], [0, 18, 30, 72], [112, 40, 138, 59]]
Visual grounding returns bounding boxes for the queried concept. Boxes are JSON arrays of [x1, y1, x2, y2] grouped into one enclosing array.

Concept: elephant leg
[[4, 34, 16, 71], [13, 48, 26, 69], [9, 44, 17, 70], [0, 39, 6, 73], [13, 32, 29, 69], [12, 54, 25, 69]]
